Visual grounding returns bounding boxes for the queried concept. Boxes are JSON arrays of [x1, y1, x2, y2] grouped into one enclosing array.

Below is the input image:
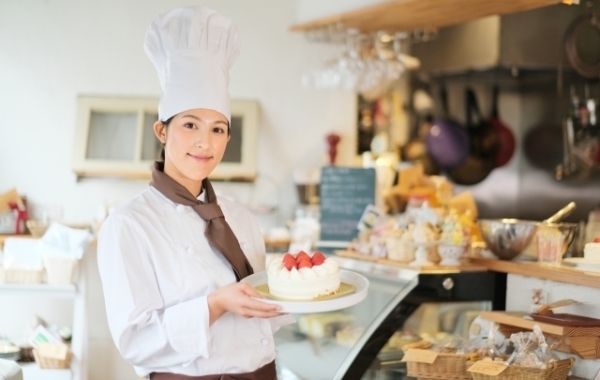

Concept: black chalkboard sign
[[319, 166, 376, 246]]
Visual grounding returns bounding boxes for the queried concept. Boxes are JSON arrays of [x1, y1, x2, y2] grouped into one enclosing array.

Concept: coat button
[[176, 204, 186, 213], [260, 338, 269, 346], [186, 246, 193, 255]]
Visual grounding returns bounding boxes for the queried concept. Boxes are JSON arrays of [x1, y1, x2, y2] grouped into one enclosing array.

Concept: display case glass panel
[[274, 257, 419, 380]]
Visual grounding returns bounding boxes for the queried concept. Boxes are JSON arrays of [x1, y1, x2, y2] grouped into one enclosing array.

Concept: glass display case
[[274, 256, 503, 380]]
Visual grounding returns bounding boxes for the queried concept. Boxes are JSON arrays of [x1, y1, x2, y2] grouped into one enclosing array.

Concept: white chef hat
[[144, 7, 240, 123]]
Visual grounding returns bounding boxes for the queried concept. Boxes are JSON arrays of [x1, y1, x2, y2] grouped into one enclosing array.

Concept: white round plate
[[563, 258, 600, 271], [241, 269, 369, 313]]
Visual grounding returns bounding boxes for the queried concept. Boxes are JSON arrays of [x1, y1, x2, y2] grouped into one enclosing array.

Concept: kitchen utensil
[[544, 201, 576, 223], [564, 13, 600, 79], [478, 219, 539, 260], [489, 85, 515, 167], [538, 222, 579, 256], [425, 84, 470, 168], [523, 123, 563, 170], [447, 88, 498, 185]]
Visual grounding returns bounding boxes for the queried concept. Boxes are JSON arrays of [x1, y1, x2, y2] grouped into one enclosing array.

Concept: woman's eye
[[183, 123, 195, 129], [213, 127, 225, 134]]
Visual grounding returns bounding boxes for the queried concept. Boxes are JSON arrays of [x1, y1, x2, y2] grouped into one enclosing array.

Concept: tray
[[241, 269, 369, 313], [562, 258, 600, 271], [529, 313, 600, 327]]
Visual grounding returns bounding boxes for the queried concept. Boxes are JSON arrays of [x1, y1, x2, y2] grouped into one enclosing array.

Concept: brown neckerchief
[[149, 162, 254, 281]]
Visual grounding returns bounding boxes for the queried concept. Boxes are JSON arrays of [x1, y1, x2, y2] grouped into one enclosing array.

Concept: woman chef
[[97, 7, 293, 380]]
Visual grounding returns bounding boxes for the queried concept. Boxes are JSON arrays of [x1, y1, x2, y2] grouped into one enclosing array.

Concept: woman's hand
[[207, 282, 282, 324]]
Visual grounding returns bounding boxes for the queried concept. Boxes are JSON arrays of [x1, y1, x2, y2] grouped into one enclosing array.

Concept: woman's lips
[[188, 153, 212, 162]]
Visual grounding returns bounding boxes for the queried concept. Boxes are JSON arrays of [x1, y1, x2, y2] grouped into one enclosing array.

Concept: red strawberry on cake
[[267, 251, 340, 300]]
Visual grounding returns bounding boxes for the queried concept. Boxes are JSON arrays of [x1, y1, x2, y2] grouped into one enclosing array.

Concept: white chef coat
[[97, 186, 294, 378]]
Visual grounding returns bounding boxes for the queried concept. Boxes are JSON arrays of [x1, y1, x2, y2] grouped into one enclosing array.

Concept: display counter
[[471, 258, 600, 288], [274, 256, 500, 380]]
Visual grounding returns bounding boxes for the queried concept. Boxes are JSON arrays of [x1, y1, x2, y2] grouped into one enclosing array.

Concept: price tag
[[401, 349, 439, 364], [467, 361, 508, 376]]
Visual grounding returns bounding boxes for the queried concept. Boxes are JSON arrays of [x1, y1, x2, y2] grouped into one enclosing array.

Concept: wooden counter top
[[333, 252, 600, 287], [472, 258, 600, 288], [335, 249, 488, 274]]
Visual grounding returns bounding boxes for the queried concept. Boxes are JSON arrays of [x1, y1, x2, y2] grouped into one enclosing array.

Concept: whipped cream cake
[[267, 251, 341, 300]]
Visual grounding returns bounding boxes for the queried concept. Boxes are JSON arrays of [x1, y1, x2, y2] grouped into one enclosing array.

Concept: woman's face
[[154, 108, 229, 192]]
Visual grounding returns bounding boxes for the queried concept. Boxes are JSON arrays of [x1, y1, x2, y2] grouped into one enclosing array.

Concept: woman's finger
[[240, 283, 262, 298]]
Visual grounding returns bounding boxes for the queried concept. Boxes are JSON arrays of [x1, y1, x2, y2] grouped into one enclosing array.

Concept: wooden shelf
[[291, 0, 567, 33], [21, 362, 72, 380], [0, 282, 77, 298], [74, 169, 256, 183], [481, 311, 600, 359], [471, 258, 600, 288]]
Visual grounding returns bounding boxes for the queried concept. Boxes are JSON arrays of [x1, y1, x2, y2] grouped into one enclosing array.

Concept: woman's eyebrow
[[181, 114, 228, 126]]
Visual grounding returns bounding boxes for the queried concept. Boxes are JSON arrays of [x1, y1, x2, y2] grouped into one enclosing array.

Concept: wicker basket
[[43, 257, 78, 285], [406, 352, 479, 380], [470, 358, 574, 380], [0, 266, 44, 283], [25, 220, 49, 238], [33, 348, 71, 369], [19, 346, 35, 363]]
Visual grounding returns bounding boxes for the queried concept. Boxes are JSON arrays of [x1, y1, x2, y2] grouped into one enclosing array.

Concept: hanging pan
[[489, 85, 516, 167], [425, 84, 470, 169], [447, 87, 499, 185]]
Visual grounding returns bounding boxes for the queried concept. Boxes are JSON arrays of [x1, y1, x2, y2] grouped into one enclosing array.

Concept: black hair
[[159, 116, 175, 161]]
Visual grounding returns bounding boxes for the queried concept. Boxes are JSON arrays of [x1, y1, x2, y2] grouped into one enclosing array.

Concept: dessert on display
[[584, 238, 600, 262], [267, 251, 341, 300], [409, 221, 440, 267], [438, 211, 469, 266]]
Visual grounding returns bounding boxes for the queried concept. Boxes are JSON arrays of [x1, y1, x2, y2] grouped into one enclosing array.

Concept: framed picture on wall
[[72, 96, 259, 181]]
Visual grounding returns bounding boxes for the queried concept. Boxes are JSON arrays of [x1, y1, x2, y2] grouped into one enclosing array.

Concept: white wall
[[0, 1, 359, 379], [0, 0, 357, 231], [295, 0, 387, 23]]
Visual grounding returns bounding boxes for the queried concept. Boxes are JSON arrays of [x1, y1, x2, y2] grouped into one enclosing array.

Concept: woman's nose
[[194, 128, 211, 148]]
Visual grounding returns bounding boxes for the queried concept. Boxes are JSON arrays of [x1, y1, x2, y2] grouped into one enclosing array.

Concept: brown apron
[[150, 360, 277, 380]]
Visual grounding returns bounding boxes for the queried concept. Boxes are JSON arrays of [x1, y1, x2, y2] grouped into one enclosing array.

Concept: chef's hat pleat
[[144, 7, 240, 123]]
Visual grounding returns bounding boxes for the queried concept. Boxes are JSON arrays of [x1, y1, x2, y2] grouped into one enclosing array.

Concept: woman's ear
[[153, 120, 167, 144]]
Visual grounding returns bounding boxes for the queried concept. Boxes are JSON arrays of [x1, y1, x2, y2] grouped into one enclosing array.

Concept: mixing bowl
[[478, 219, 539, 260], [478, 219, 579, 260]]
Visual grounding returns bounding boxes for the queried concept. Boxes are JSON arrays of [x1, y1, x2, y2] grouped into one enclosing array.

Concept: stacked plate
[[0, 344, 20, 361]]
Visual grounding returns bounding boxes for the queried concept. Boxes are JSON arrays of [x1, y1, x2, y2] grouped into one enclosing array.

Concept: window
[[72, 96, 258, 181]]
